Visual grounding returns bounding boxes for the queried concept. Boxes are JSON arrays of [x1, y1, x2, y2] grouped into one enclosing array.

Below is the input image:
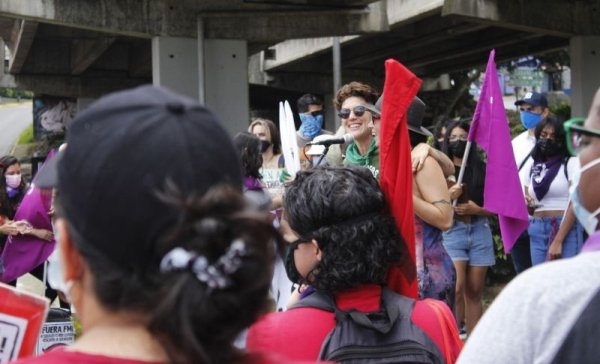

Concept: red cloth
[[13, 347, 311, 364], [247, 285, 462, 363], [379, 59, 422, 298]]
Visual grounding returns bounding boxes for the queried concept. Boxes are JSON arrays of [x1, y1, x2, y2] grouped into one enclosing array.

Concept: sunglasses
[[564, 117, 600, 156], [306, 110, 324, 117], [337, 105, 378, 119]]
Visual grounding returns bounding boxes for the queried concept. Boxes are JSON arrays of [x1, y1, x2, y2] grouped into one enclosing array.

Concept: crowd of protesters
[[0, 66, 598, 363]]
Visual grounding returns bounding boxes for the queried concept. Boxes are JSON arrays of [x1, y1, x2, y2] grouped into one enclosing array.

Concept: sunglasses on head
[[338, 105, 377, 119]]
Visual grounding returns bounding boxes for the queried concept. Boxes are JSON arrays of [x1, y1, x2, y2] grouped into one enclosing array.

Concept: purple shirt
[[581, 231, 600, 253]]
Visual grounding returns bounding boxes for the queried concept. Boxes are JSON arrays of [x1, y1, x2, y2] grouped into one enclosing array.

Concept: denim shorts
[[442, 217, 495, 266]]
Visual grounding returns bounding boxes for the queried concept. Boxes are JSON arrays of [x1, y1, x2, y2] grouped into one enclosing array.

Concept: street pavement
[[0, 101, 32, 155]]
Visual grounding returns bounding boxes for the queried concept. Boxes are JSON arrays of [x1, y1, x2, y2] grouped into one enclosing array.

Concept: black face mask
[[449, 140, 467, 158], [259, 140, 271, 153], [536, 138, 560, 157], [284, 239, 306, 284]]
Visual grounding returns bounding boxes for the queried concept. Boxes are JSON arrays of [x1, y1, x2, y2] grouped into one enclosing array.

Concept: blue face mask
[[520, 111, 542, 129], [299, 113, 324, 140], [570, 157, 600, 235]]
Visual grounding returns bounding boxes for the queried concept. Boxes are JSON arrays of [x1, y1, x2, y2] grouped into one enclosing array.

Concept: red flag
[[380, 59, 422, 298]]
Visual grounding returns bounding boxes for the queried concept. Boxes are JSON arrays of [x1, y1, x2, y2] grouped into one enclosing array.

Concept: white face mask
[[47, 222, 72, 301], [5, 174, 21, 189], [570, 157, 600, 235]]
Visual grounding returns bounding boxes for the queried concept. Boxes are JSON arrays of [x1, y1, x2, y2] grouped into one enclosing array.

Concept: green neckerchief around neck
[[344, 138, 380, 179]]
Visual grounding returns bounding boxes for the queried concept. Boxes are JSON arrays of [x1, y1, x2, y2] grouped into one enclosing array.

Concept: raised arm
[[411, 143, 455, 178]]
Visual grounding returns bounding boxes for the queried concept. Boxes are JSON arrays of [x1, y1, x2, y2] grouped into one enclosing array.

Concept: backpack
[[289, 287, 445, 363]]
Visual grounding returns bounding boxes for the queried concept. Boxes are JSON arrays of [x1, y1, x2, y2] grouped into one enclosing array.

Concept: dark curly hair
[[333, 82, 379, 111], [233, 132, 263, 179], [59, 185, 279, 364], [284, 166, 402, 294]]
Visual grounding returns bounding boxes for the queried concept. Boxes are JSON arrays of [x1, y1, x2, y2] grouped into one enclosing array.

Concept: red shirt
[[247, 284, 463, 363], [13, 347, 312, 364]]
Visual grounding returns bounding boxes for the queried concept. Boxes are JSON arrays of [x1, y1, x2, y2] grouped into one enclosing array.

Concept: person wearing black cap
[[511, 92, 550, 274], [370, 96, 456, 313], [24, 85, 289, 364]]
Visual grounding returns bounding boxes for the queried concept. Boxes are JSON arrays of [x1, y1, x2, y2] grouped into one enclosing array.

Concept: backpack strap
[[289, 287, 411, 335], [288, 290, 335, 312], [518, 148, 533, 172], [338, 288, 413, 335]]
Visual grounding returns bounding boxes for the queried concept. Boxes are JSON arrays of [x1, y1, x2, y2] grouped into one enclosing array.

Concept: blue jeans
[[510, 230, 532, 274], [528, 216, 584, 266]]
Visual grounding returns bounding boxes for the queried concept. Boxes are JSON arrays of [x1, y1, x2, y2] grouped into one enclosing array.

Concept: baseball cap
[[375, 96, 432, 136], [515, 92, 548, 108], [37, 85, 242, 270]]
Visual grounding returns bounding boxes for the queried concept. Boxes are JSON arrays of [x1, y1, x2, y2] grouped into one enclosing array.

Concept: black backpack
[[289, 287, 445, 363]]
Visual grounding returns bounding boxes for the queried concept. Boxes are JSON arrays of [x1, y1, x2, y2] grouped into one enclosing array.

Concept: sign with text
[[36, 320, 74, 354], [0, 284, 49, 361], [0, 313, 27, 363]]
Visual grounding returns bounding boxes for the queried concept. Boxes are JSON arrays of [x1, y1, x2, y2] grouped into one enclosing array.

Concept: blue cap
[[515, 92, 548, 108]]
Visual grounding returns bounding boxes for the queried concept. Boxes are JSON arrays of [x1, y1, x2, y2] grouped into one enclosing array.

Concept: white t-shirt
[[512, 130, 536, 188], [458, 250, 600, 364], [523, 157, 579, 212]]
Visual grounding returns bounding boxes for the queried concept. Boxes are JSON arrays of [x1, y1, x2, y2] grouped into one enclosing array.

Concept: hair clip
[[160, 239, 248, 290]]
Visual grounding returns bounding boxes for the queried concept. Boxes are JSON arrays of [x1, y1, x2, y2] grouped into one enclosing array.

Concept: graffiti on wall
[[33, 96, 76, 140]]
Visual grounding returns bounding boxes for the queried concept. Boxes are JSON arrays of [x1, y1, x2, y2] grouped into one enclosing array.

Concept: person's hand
[[448, 183, 463, 200], [525, 195, 538, 215], [454, 201, 479, 216], [411, 143, 431, 173], [31, 228, 54, 242], [13, 220, 33, 234], [0, 222, 19, 236], [547, 238, 563, 260]]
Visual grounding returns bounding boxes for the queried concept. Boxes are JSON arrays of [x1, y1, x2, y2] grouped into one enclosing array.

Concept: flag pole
[[452, 141, 472, 207]]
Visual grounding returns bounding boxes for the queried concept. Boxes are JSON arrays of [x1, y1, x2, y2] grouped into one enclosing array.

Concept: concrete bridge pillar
[[570, 36, 600, 117], [151, 22, 249, 136]]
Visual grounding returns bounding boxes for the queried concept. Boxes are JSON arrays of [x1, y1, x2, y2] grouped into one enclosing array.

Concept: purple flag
[[468, 50, 529, 252], [1, 150, 56, 283]]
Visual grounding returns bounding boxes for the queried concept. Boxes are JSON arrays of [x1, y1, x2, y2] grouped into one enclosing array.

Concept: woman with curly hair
[[334, 82, 381, 178], [247, 166, 462, 362]]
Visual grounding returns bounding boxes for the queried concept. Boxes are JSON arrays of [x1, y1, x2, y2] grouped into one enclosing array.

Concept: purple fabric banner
[[1, 150, 56, 283], [468, 50, 529, 252]]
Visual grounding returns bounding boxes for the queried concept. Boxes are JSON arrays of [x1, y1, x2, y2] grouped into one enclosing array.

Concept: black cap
[[515, 92, 548, 108], [38, 85, 242, 269], [375, 96, 432, 136]]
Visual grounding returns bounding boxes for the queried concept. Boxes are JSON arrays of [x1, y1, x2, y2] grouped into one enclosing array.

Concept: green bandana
[[344, 138, 380, 179]]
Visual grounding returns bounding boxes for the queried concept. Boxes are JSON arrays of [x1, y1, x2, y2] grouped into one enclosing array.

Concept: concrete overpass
[[0, 0, 386, 133], [253, 0, 600, 120], [1, 0, 599, 134]]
